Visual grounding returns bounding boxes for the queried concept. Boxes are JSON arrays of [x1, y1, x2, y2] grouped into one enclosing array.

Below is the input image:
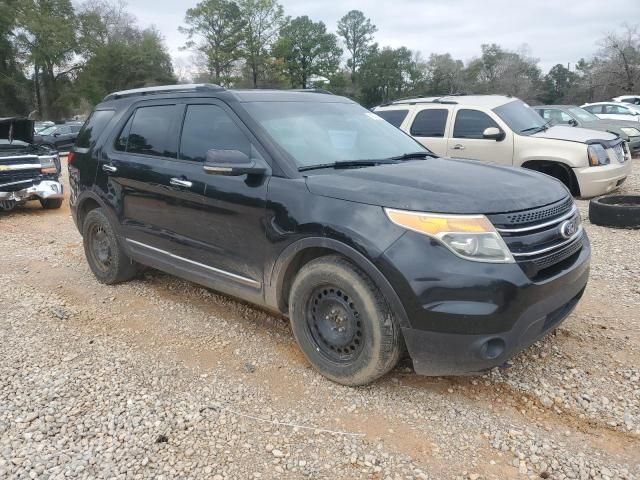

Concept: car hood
[[305, 157, 569, 214], [0, 117, 34, 144], [532, 125, 617, 143]]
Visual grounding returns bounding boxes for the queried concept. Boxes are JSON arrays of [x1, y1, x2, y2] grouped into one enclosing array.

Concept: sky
[[125, 0, 640, 74]]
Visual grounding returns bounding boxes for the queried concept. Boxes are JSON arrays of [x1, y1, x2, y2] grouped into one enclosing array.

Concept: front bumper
[[0, 180, 64, 203], [378, 231, 590, 376], [573, 160, 632, 198]]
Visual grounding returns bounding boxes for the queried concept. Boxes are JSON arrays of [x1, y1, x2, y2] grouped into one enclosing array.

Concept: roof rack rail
[[103, 83, 225, 101], [289, 88, 334, 95], [380, 96, 458, 107]]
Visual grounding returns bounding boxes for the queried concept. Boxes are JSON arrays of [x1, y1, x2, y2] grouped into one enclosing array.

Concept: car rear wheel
[[289, 255, 403, 386], [82, 208, 139, 284]]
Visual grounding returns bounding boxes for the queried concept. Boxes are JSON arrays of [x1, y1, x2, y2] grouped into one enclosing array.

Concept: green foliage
[[180, 0, 246, 86], [541, 64, 578, 104], [273, 16, 342, 88], [0, 0, 31, 115], [337, 10, 376, 84]]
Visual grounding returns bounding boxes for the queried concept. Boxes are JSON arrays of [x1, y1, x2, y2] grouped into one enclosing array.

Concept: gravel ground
[[0, 159, 639, 479]]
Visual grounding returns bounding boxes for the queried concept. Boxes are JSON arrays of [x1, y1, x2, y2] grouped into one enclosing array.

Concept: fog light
[[480, 338, 505, 360]]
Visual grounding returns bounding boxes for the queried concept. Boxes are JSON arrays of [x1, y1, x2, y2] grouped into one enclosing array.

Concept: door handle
[[102, 164, 117, 173], [452, 144, 465, 150], [170, 178, 193, 188]]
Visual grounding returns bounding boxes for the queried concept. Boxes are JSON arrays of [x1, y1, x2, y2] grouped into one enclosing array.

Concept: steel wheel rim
[[305, 285, 364, 363], [89, 224, 113, 272]]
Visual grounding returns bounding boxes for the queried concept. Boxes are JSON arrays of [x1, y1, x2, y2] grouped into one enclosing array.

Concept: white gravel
[[0, 159, 639, 479]]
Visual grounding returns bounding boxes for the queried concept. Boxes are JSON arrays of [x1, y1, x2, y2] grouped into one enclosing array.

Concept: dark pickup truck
[[0, 117, 64, 211]]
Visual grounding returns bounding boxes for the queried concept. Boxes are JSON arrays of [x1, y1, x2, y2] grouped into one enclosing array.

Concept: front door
[[446, 108, 514, 165]]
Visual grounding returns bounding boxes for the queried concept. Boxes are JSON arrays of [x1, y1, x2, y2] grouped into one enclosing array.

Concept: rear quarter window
[[76, 110, 115, 148], [375, 109, 409, 128]]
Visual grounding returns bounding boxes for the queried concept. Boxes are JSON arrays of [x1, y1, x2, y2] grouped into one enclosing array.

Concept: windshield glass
[[493, 100, 546, 135], [39, 126, 57, 135], [243, 101, 426, 168], [567, 107, 598, 122]]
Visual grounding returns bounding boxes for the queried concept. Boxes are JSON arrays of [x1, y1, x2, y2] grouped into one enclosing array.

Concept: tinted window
[[453, 109, 499, 139], [584, 105, 602, 114], [76, 110, 115, 148], [410, 109, 448, 137], [124, 105, 177, 158], [375, 109, 409, 128], [179, 105, 251, 162]]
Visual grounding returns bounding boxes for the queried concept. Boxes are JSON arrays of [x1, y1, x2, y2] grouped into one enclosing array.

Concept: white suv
[[374, 95, 632, 198]]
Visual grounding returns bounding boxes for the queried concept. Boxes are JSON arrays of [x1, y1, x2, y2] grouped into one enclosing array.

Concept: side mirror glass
[[482, 127, 505, 141], [568, 119, 578, 127], [203, 149, 266, 176]]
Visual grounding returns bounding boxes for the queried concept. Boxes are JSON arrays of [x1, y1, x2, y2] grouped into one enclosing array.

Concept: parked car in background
[[533, 105, 640, 154], [613, 95, 640, 105], [0, 117, 63, 211], [69, 84, 590, 385], [581, 102, 640, 122], [33, 122, 83, 151], [34, 121, 55, 133], [374, 95, 631, 198]]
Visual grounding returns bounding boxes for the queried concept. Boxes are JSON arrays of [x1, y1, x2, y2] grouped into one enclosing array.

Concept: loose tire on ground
[[82, 208, 139, 284], [288, 255, 403, 386], [40, 198, 63, 209], [589, 195, 640, 229]]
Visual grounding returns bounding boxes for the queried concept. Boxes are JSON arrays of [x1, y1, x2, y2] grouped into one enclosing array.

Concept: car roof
[[378, 94, 517, 109]]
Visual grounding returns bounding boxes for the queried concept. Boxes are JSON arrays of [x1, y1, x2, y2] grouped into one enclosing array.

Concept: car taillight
[[67, 151, 75, 165]]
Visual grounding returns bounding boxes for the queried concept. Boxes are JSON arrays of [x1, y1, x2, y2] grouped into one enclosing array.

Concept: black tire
[[82, 208, 139, 284], [289, 255, 403, 386], [589, 195, 640, 228], [40, 198, 63, 209]]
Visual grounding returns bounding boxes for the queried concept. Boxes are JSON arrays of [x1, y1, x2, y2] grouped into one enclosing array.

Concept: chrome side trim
[[0, 179, 34, 188], [0, 163, 42, 171], [512, 226, 584, 258], [496, 206, 577, 233], [125, 238, 261, 288]]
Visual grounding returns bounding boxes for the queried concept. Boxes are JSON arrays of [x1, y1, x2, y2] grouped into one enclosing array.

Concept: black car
[[33, 122, 83, 151], [69, 84, 590, 385]]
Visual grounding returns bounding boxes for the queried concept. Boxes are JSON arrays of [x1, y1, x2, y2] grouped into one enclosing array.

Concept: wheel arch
[[522, 159, 580, 196], [75, 192, 119, 236], [266, 237, 410, 328]]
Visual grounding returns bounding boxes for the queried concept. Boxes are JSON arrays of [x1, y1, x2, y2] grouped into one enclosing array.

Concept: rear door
[[406, 106, 451, 156], [446, 107, 514, 165], [97, 101, 207, 259]]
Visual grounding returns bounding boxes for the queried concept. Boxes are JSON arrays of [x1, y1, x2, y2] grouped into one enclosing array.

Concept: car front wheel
[[289, 255, 403, 386]]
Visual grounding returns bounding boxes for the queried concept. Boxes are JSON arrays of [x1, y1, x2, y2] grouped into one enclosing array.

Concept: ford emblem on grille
[[560, 219, 578, 239]]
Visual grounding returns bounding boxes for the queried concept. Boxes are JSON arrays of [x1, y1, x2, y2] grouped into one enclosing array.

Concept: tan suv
[[374, 95, 632, 198]]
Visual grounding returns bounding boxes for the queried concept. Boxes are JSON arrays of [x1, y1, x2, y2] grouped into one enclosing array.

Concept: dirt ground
[[0, 158, 638, 479]]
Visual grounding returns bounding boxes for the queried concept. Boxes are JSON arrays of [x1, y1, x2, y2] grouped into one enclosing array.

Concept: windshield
[[38, 126, 57, 135], [567, 107, 599, 122], [493, 100, 547, 135], [243, 101, 427, 168]]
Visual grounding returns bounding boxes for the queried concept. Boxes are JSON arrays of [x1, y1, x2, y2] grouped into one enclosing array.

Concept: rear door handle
[[170, 178, 193, 188], [102, 164, 117, 173], [452, 144, 465, 150]]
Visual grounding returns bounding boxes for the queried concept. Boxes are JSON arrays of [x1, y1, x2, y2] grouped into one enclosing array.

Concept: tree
[[273, 16, 342, 89], [541, 64, 577, 104], [424, 53, 464, 95], [179, 0, 245, 86], [237, 0, 284, 88], [596, 24, 640, 94], [13, 0, 78, 119], [0, 0, 31, 115], [336, 10, 376, 84]]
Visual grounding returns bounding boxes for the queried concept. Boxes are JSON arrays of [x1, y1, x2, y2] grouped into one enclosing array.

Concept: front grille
[[488, 196, 584, 278], [492, 197, 573, 227]]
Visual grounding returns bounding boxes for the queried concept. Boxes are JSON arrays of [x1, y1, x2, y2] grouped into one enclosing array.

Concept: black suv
[[69, 84, 590, 386]]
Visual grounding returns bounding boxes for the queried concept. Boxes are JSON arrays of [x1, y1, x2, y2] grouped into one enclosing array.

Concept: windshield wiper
[[389, 151, 435, 161], [521, 120, 551, 134], [298, 159, 398, 172]]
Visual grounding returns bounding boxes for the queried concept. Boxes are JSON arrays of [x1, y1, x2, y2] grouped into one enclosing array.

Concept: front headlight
[[384, 208, 514, 263], [39, 155, 58, 174], [587, 144, 610, 166], [620, 127, 640, 137]]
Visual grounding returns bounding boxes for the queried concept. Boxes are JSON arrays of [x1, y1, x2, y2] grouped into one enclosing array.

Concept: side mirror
[[53, 132, 60, 137], [203, 149, 266, 176], [482, 127, 505, 141], [568, 119, 578, 127]]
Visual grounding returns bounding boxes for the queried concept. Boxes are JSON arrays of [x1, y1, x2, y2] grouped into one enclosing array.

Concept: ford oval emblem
[[560, 219, 577, 239]]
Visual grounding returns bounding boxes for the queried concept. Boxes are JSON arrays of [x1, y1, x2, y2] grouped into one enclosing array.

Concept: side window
[[179, 104, 251, 162], [453, 109, 499, 139], [70, 125, 82, 133], [410, 109, 449, 137], [537, 109, 549, 119], [585, 105, 602, 114], [121, 105, 177, 158], [546, 109, 572, 124], [375, 109, 409, 128], [76, 110, 115, 149], [57, 126, 71, 134], [610, 105, 631, 115]]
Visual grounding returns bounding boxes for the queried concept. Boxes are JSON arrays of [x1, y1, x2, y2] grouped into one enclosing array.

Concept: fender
[[266, 237, 410, 328], [73, 189, 122, 238]]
